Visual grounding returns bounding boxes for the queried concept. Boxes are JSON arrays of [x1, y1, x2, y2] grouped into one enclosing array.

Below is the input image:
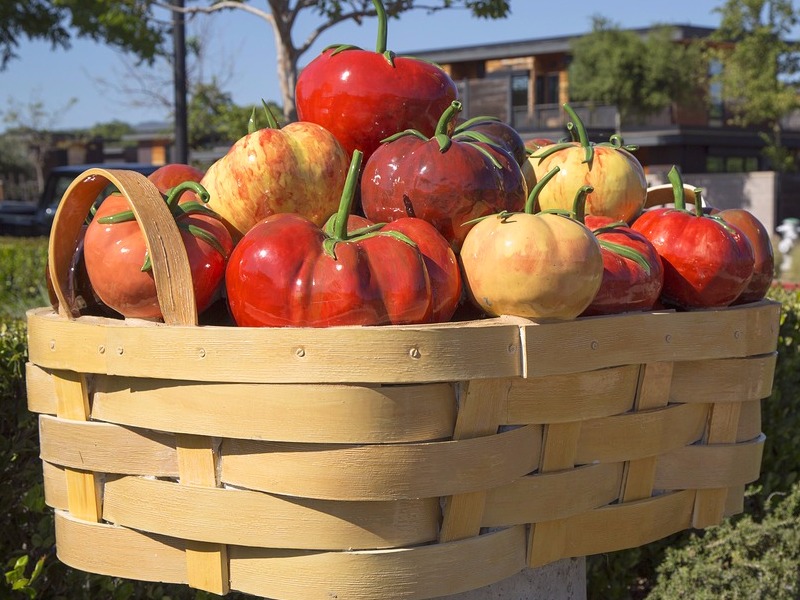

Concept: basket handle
[[48, 168, 198, 326], [645, 183, 699, 209]]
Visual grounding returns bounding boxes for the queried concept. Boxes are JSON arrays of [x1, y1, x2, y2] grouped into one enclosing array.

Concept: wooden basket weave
[[26, 168, 780, 599]]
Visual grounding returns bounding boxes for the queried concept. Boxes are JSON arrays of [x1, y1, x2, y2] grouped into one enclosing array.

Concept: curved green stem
[[165, 181, 209, 212], [667, 165, 686, 211], [563, 103, 593, 164], [572, 185, 594, 224], [525, 166, 560, 214], [331, 150, 363, 244], [373, 0, 388, 54]]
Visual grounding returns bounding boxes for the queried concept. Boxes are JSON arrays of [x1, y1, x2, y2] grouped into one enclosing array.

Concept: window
[[535, 72, 560, 105], [511, 74, 529, 108]]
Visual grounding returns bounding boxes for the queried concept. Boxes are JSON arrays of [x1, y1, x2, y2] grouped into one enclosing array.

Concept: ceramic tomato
[[201, 104, 349, 241], [83, 181, 233, 320], [330, 214, 463, 324], [632, 167, 755, 309], [294, 0, 457, 161], [522, 104, 647, 223], [581, 215, 664, 316], [226, 151, 437, 328], [715, 208, 774, 304], [453, 116, 528, 166], [360, 101, 528, 251], [460, 167, 604, 320]]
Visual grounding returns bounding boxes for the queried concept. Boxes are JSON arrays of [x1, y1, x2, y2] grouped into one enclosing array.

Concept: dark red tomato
[[148, 163, 205, 192], [717, 208, 774, 304], [454, 116, 528, 166], [581, 215, 664, 316], [83, 183, 233, 320], [360, 101, 527, 251], [631, 168, 754, 309], [225, 213, 432, 328], [294, 0, 457, 161]]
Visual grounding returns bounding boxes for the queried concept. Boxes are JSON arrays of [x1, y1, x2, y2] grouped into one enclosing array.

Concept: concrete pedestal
[[435, 557, 586, 600]]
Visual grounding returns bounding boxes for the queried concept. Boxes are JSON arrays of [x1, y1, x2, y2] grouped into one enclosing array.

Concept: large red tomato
[[83, 181, 233, 319], [631, 167, 754, 309], [294, 0, 457, 161]]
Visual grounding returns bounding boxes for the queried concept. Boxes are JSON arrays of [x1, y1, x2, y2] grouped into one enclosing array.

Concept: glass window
[[511, 75, 529, 108]]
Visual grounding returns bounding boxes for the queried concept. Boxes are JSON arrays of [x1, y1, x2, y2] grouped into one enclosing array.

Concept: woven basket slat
[[654, 434, 765, 489], [39, 416, 178, 476], [54, 510, 188, 583], [507, 365, 639, 423], [226, 526, 528, 600], [671, 354, 777, 403], [574, 402, 708, 463], [522, 302, 779, 377], [27, 308, 525, 384], [482, 463, 624, 526], [737, 400, 762, 441], [219, 424, 542, 501]]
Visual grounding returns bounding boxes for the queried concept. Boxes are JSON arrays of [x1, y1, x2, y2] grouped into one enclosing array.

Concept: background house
[[412, 25, 800, 236]]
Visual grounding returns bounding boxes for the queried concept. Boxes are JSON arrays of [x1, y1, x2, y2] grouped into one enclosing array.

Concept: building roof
[[409, 24, 716, 64]]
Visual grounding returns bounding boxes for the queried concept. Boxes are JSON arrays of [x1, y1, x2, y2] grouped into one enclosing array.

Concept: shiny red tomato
[[360, 101, 528, 251], [717, 208, 774, 304], [294, 0, 457, 161], [581, 215, 664, 316], [225, 151, 436, 328], [631, 167, 754, 309], [83, 181, 233, 320], [334, 214, 463, 323]]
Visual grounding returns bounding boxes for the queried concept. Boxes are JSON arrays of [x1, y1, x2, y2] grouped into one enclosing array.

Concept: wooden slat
[[39, 415, 178, 476], [620, 362, 674, 503], [507, 365, 638, 425], [27, 308, 523, 384], [439, 378, 509, 542], [522, 301, 779, 378], [220, 424, 542, 501], [228, 526, 527, 600], [92, 376, 456, 444], [654, 434, 765, 490], [52, 370, 101, 522], [483, 463, 624, 526], [101, 476, 438, 550], [670, 354, 777, 404], [575, 402, 708, 464]]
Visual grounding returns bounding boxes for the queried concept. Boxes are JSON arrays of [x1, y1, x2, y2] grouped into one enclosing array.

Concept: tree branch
[[154, 1, 274, 25]]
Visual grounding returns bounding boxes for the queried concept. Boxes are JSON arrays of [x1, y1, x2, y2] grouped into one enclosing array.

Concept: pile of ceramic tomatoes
[[73, 0, 774, 328]]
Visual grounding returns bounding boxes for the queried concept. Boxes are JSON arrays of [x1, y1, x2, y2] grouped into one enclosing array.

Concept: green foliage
[[711, 0, 800, 171], [0, 0, 166, 71], [568, 17, 707, 122], [188, 81, 269, 149], [647, 483, 800, 599], [0, 237, 50, 320]]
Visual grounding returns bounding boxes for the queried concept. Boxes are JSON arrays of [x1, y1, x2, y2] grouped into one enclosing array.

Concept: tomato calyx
[[665, 165, 740, 235], [322, 150, 417, 259], [381, 100, 505, 168], [247, 100, 280, 134], [532, 103, 638, 166], [322, 0, 399, 67], [97, 180, 230, 272]]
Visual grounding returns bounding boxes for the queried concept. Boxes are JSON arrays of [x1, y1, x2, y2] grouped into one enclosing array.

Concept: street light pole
[[173, 0, 188, 164]]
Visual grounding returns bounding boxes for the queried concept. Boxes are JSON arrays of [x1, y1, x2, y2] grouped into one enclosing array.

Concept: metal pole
[[173, 0, 189, 163]]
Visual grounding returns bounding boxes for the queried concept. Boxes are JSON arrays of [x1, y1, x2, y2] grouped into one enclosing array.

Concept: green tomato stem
[[563, 103, 593, 164], [693, 187, 704, 218], [572, 185, 594, 224], [165, 181, 210, 212], [373, 0, 388, 54], [525, 166, 560, 214], [331, 149, 363, 243], [435, 101, 463, 138], [667, 165, 686, 211]]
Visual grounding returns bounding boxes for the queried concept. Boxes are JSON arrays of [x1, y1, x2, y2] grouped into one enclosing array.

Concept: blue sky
[[0, 0, 751, 131]]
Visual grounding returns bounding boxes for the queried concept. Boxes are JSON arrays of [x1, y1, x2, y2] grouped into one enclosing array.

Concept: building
[[413, 25, 800, 176]]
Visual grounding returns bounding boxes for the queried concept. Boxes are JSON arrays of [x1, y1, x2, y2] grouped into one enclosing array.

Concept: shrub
[[0, 237, 49, 320], [646, 483, 800, 599]]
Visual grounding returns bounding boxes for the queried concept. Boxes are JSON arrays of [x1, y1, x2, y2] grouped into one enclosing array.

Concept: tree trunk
[[269, 5, 299, 123]]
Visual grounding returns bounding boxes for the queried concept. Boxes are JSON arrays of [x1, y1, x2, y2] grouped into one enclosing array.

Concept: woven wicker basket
[[26, 168, 780, 599]]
